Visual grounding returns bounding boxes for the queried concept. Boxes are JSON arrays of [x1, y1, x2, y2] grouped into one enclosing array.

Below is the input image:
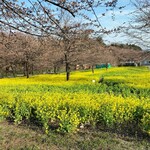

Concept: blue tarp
[[96, 63, 111, 69]]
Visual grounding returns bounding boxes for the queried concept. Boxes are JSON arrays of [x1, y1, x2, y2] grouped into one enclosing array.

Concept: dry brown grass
[[0, 121, 149, 150]]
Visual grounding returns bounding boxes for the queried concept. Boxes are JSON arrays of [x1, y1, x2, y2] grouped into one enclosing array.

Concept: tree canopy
[[0, 0, 124, 36], [125, 0, 150, 49]]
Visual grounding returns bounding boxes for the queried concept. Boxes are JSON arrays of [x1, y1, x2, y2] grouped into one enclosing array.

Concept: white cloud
[[98, 8, 134, 30]]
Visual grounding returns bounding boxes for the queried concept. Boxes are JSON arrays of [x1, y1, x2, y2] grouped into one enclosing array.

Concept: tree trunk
[[24, 54, 29, 78], [12, 68, 16, 77], [54, 65, 57, 74], [91, 65, 94, 74], [66, 71, 70, 81], [31, 64, 34, 75], [65, 54, 70, 81], [10, 65, 16, 77], [23, 63, 26, 76], [26, 61, 29, 78]]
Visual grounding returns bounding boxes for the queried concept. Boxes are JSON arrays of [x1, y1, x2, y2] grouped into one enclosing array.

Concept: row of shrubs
[[0, 92, 149, 134]]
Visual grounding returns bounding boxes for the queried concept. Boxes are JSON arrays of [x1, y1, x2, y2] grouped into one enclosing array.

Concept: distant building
[[83, 64, 91, 69], [139, 52, 150, 66], [140, 57, 150, 66], [75, 64, 91, 70], [119, 60, 137, 67], [76, 64, 80, 70]]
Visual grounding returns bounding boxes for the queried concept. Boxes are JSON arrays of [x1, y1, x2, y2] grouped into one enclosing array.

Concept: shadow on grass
[[96, 122, 150, 142]]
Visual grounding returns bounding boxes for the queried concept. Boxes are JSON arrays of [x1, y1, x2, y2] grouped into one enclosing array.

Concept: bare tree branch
[[44, 0, 75, 17]]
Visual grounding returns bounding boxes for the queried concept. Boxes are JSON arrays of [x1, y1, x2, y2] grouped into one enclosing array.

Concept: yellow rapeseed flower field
[[0, 67, 149, 133]]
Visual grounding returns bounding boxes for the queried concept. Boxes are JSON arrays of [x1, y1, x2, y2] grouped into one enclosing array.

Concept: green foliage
[[13, 101, 31, 124], [57, 109, 80, 133], [141, 112, 150, 133], [98, 103, 115, 126], [111, 43, 142, 50]]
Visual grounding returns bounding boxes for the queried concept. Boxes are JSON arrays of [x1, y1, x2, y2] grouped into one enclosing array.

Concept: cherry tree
[[125, 0, 150, 49], [0, 0, 127, 80]]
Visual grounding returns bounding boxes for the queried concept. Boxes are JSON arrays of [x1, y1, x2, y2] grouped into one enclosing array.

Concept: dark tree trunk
[[23, 65, 26, 76], [54, 65, 57, 74], [65, 54, 70, 81], [66, 71, 70, 81], [24, 53, 30, 78], [26, 61, 29, 78], [5, 67, 8, 77], [12, 68, 16, 77], [91, 65, 94, 74], [31, 64, 34, 75]]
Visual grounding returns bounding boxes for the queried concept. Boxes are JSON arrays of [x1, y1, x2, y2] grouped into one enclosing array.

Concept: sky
[[5, 0, 148, 50], [92, 0, 137, 46]]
